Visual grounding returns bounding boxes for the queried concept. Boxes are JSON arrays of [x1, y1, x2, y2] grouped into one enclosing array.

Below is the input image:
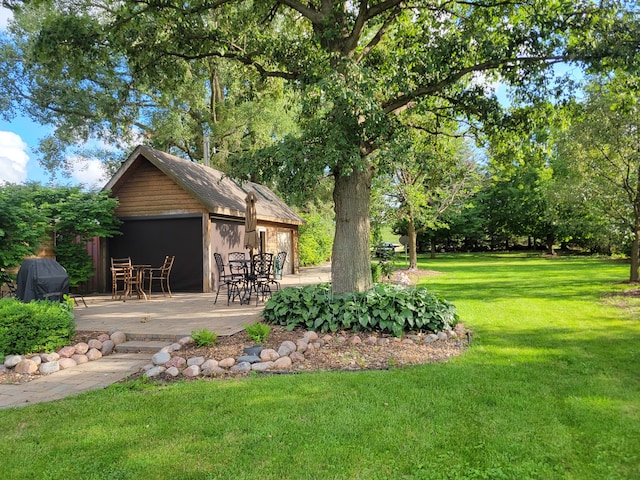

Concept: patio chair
[[110, 257, 132, 301], [251, 252, 274, 305], [274, 251, 287, 282], [228, 251, 246, 262], [145, 255, 174, 298], [213, 253, 244, 305]]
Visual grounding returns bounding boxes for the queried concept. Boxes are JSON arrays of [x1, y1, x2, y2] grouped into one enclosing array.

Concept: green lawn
[[1, 254, 638, 479]]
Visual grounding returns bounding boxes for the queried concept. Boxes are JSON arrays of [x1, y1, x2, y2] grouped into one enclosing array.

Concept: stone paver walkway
[[0, 353, 150, 409], [0, 264, 331, 409]]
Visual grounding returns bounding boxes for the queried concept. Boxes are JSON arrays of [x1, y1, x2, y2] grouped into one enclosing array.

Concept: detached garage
[[100, 145, 303, 293]]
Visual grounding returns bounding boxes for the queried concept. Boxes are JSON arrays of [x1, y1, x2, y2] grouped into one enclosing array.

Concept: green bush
[[371, 262, 382, 283], [262, 283, 458, 337], [191, 329, 218, 347], [0, 297, 75, 357], [245, 323, 271, 344], [298, 213, 333, 266]]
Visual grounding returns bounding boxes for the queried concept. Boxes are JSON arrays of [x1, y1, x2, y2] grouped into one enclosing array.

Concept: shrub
[[371, 262, 382, 283], [262, 283, 458, 337], [245, 323, 271, 344], [0, 297, 75, 357], [298, 213, 333, 266], [191, 329, 218, 347]]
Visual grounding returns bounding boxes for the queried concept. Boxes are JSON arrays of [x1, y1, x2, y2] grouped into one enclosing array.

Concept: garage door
[[108, 216, 203, 292]]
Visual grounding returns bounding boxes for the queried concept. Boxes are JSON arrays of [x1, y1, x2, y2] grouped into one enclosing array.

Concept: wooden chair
[[213, 253, 243, 305], [110, 257, 132, 301], [145, 255, 175, 298]]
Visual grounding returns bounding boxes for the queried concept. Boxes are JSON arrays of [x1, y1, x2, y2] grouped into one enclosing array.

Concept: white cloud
[[0, 6, 13, 30], [0, 131, 29, 184], [69, 156, 109, 189]]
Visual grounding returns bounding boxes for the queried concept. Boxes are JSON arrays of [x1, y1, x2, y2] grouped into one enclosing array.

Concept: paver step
[[115, 340, 170, 354]]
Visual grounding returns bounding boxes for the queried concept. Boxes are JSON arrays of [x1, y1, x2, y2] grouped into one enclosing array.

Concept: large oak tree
[[2, 0, 637, 293]]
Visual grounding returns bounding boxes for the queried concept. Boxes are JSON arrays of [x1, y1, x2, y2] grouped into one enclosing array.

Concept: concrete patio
[[73, 263, 332, 341], [0, 264, 331, 409]]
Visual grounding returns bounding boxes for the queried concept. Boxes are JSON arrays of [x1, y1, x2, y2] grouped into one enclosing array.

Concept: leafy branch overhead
[[1, 0, 637, 294]]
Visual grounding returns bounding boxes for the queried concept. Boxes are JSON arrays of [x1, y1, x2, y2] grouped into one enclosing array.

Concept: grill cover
[[16, 258, 70, 302]]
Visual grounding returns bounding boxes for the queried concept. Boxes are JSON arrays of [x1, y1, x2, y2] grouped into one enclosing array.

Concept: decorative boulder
[[14, 359, 38, 374]]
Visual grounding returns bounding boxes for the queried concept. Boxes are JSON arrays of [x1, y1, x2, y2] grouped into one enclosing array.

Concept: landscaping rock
[[425, 334, 438, 343], [110, 331, 127, 345], [145, 366, 166, 378], [182, 365, 200, 377], [273, 356, 292, 370], [15, 359, 38, 374], [437, 332, 448, 341], [86, 348, 102, 361], [351, 336, 364, 345], [101, 340, 115, 355], [152, 351, 171, 365], [74, 342, 89, 355], [72, 354, 89, 365], [304, 331, 318, 342], [200, 359, 219, 375], [169, 343, 183, 351], [58, 358, 77, 369], [29, 356, 42, 366], [88, 339, 103, 350], [187, 356, 205, 367], [295, 338, 308, 353], [277, 341, 296, 357], [178, 336, 193, 346], [58, 346, 76, 358], [364, 335, 377, 345], [39, 361, 60, 375], [237, 355, 261, 364], [165, 366, 180, 377], [97, 333, 110, 342], [290, 351, 305, 363], [230, 362, 251, 373], [251, 361, 274, 371], [260, 348, 280, 361], [41, 352, 60, 363], [165, 356, 186, 369], [204, 366, 226, 377], [377, 338, 390, 346], [218, 357, 236, 368], [243, 345, 262, 356]]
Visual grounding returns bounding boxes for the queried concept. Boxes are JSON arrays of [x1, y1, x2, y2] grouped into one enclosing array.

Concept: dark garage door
[[108, 216, 203, 292]]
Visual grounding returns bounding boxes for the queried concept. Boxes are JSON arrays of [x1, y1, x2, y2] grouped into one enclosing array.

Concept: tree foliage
[[554, 71, 640, 280], [0, 184, 121, 286], [1, 0, 637, 292]]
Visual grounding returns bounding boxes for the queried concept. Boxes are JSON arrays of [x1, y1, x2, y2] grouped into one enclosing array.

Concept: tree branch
[[383, 56, 567, 115]]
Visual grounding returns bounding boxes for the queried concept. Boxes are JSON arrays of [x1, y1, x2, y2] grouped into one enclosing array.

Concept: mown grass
[[0, 253, 638, 479]]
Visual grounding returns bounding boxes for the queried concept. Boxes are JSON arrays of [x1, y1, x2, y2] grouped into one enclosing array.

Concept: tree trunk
[[546, 233, 555, 255], [407, 216, 418, 269], [332, 166, 374, 294], [430, 238, 436, 259]]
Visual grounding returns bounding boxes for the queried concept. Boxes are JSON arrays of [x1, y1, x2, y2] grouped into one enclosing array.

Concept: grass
[[1, 253, 639, 479]]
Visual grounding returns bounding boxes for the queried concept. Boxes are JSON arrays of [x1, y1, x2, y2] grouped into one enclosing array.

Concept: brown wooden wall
[[112, 159, 207, 217]]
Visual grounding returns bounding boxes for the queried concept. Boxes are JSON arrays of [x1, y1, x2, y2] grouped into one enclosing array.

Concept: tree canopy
[[1, 0, 638, 292]]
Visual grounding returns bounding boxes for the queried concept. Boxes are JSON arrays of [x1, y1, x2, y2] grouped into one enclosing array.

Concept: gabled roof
[[104, 145, 303, 225]]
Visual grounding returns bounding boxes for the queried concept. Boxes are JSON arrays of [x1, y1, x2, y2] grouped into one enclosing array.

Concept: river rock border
[[142, 329, 459, 379], [1, 332, 124, 378]]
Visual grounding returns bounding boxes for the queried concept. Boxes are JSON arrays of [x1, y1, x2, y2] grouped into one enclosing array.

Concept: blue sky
[[0, 7, 107, 189]]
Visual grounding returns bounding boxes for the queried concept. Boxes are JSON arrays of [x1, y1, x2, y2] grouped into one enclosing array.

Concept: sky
[[0, 7, 108, 189]]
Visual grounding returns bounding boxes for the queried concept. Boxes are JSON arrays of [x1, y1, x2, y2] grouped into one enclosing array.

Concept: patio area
[[73, 263, 331, 341]]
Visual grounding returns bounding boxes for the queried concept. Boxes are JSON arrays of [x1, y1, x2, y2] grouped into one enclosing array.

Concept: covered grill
[[16, 258, 69, 302]]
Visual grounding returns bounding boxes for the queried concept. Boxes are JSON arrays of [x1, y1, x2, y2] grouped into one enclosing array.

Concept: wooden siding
[[112, 159, 208, 217]]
